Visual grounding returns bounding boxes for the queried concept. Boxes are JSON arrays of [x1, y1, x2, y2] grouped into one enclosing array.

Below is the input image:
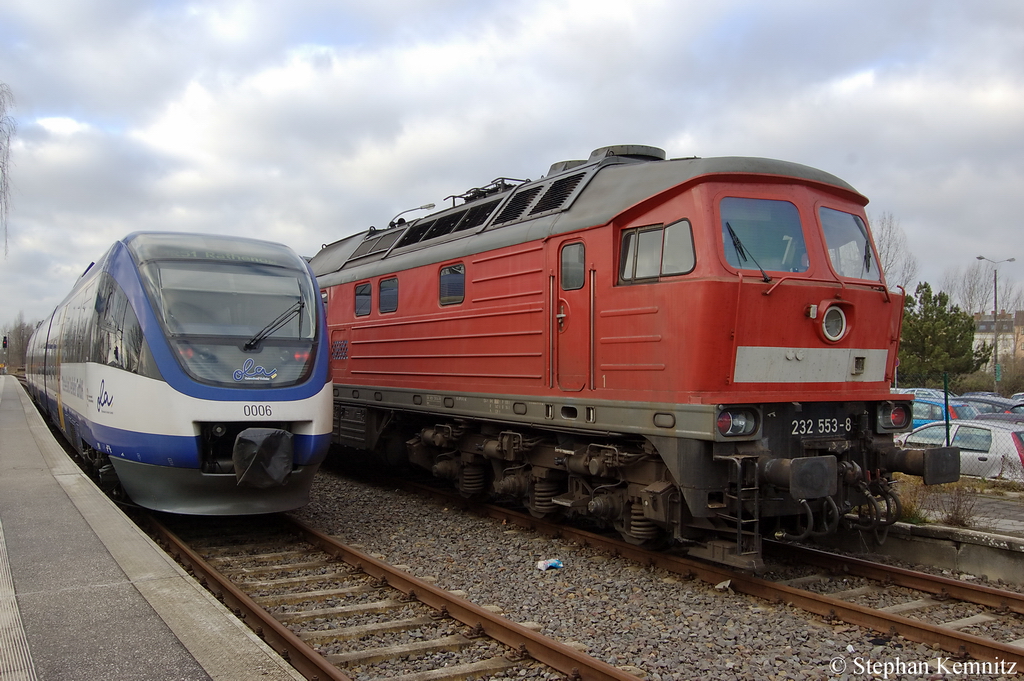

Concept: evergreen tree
[[899, 282, 990, 383]]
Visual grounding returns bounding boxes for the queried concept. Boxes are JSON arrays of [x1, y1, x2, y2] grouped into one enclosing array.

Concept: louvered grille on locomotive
[[529, 173, 585, 215], [492, 186, 544, 225]]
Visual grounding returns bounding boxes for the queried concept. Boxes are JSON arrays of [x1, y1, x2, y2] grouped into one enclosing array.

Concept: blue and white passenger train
[[25, 232, 333, 514]]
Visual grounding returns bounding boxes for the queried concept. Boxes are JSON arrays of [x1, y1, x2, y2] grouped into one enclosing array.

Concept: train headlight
[[821, 305, 847, 342], [717, 408, 758, 437], [877, 401, 911, 432]]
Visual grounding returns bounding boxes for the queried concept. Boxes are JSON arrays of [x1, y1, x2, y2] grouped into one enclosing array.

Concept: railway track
[[144, 512, 642, 681], [385, 476, 1024, 669]]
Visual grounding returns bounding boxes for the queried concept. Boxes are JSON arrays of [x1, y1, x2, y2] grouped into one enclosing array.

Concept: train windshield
[[819, 207, 881, 281], [720, 198, 808, 273], [128, 234, 319, 388]]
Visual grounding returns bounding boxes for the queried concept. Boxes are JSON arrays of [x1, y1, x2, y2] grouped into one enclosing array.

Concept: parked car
[[960, 391, 1002, 397], [896, 388, 957, 400], [910, 398, 980, 429], [955, 395, 1024, 415], [1010, 392, 1024, 402], [898, 419, 1024, 482]]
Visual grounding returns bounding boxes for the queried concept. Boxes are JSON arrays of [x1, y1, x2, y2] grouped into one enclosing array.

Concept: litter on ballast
[[536, 558, 564, 571]]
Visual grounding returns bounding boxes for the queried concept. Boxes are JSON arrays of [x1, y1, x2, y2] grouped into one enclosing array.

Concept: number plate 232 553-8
[[790, 417, 852, 436]]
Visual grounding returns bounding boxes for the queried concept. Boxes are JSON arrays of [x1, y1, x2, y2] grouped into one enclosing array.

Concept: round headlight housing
[[716, 408, 759, 437], [822, 305, 847, 342]]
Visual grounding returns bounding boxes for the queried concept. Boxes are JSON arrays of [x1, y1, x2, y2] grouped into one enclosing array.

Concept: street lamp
[[388, 203, 436, 228], [977, 255, 1016, 391]]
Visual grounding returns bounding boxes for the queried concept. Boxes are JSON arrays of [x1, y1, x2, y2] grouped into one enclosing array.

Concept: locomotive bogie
[[313, 146, 960, 568]]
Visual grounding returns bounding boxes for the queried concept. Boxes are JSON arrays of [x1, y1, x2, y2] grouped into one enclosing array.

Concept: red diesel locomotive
[[311, 145, 957, 569]]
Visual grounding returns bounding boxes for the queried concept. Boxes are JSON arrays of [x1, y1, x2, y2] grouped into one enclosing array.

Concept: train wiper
[[863, 237, 873, 275], [726, 222, 771, 283], [244, 300, 304, 350]]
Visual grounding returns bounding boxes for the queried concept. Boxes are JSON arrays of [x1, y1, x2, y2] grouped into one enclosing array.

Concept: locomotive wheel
[[374, 431, 411, 470], [528, 506, 565, 520], [614, 525, 670, 549]]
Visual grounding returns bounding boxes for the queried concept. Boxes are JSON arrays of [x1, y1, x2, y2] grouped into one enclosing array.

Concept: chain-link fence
[[902, 419, 1024, 482]]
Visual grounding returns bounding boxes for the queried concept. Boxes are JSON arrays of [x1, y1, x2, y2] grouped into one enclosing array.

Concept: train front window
[[720, 198, 808, 273], [130, 234, 319, 388], [819, 207, 881, 281]]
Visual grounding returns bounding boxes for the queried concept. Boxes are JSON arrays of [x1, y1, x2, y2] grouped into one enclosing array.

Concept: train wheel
[[375, 431, 410, 470]]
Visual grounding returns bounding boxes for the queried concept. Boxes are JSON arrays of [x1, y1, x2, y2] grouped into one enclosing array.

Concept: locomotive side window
[[819, 207, 881, 281], [439, 264, 465, 305], [720, 198, 808, 273], [561, 243, 585, 291], [355, 282, 371, 316], [379, 277, 398, 313], [618, 220, 695, 283]]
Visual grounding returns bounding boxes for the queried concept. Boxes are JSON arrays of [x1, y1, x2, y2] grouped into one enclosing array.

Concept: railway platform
[[0, 375, 304, 681]]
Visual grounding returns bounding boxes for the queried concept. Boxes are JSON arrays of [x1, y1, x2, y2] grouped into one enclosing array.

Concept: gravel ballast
[[290, 469, 1000, 681]]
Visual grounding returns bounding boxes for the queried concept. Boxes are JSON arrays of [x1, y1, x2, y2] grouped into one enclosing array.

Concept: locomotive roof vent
[[587, 144, 666, 162], [547, 159, 587, 175]]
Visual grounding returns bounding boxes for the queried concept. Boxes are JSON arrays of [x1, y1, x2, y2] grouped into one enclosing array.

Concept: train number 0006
[[791, 418, 851, 436], [243, 404, 273, 417]]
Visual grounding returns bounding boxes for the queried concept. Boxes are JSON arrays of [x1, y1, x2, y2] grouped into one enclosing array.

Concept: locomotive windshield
[[127, 233, 319, 388], [819, 207, 881, 281], [720, 198, 808, 273]]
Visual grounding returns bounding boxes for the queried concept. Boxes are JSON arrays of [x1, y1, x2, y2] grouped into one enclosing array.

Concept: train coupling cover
[[233, 428, 294, 488], [884, 445, 961, 485]]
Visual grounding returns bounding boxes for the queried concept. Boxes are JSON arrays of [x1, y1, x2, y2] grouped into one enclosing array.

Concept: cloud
[[3, 0, 1024, 330]]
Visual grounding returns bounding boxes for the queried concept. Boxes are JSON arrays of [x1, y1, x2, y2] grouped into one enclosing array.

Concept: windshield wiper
[[244, 300, 304, 350], [863, 238, 873, 275], [726, 222, 771, 283]]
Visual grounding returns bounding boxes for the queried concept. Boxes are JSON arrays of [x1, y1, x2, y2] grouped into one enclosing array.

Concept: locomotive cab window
[[720, 198, 807, 273], [439, 264, 465, 306], [561, 243, 585, 291], [379, 277, 398, 313], [355, 282, 371, 316], [819, 207, 881, 281], [619, 220, 695, 283]]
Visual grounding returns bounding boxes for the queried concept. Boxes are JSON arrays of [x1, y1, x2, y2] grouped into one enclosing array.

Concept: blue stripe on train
[[78, 416, 331, 469]]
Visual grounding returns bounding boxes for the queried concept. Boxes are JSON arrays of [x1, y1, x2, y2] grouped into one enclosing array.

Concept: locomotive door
[[555, 240, 590, 391]]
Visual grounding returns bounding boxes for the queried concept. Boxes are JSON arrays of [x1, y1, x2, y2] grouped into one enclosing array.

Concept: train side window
[[561, 243, 585, 291], [355, 282, 371, 316], [439, 264, 465, 306], [662, 220, 696, 275], [619, 221, 695, 283], [379, 277, 398, 313]]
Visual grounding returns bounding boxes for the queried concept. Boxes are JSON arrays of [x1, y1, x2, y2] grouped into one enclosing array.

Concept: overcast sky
[[2, 0, 1023, 330]]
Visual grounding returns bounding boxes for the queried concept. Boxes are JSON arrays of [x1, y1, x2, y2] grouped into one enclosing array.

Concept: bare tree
[[2, 312, 38, 373], [1, 83, 14, 257], [942, 260, 1021, 316], [872, 211, 918, 289]]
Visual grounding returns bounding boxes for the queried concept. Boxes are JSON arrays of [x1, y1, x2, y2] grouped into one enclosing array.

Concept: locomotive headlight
[[717, 408, 759, 437], [877, 401, 911, 432], [821, 305, 847, 342]]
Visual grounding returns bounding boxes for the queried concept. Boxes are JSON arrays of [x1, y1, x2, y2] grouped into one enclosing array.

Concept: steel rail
[[147, 511, 640, 681], [392, 478, 1024, 666], [145, 515, 352, 681], [288, 517, 641, 681], [764, 540, 1024, 616]]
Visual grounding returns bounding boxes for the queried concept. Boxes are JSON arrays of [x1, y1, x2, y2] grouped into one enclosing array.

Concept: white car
[[898, 418, 1024, 482], [895, 387, 957, 400]]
